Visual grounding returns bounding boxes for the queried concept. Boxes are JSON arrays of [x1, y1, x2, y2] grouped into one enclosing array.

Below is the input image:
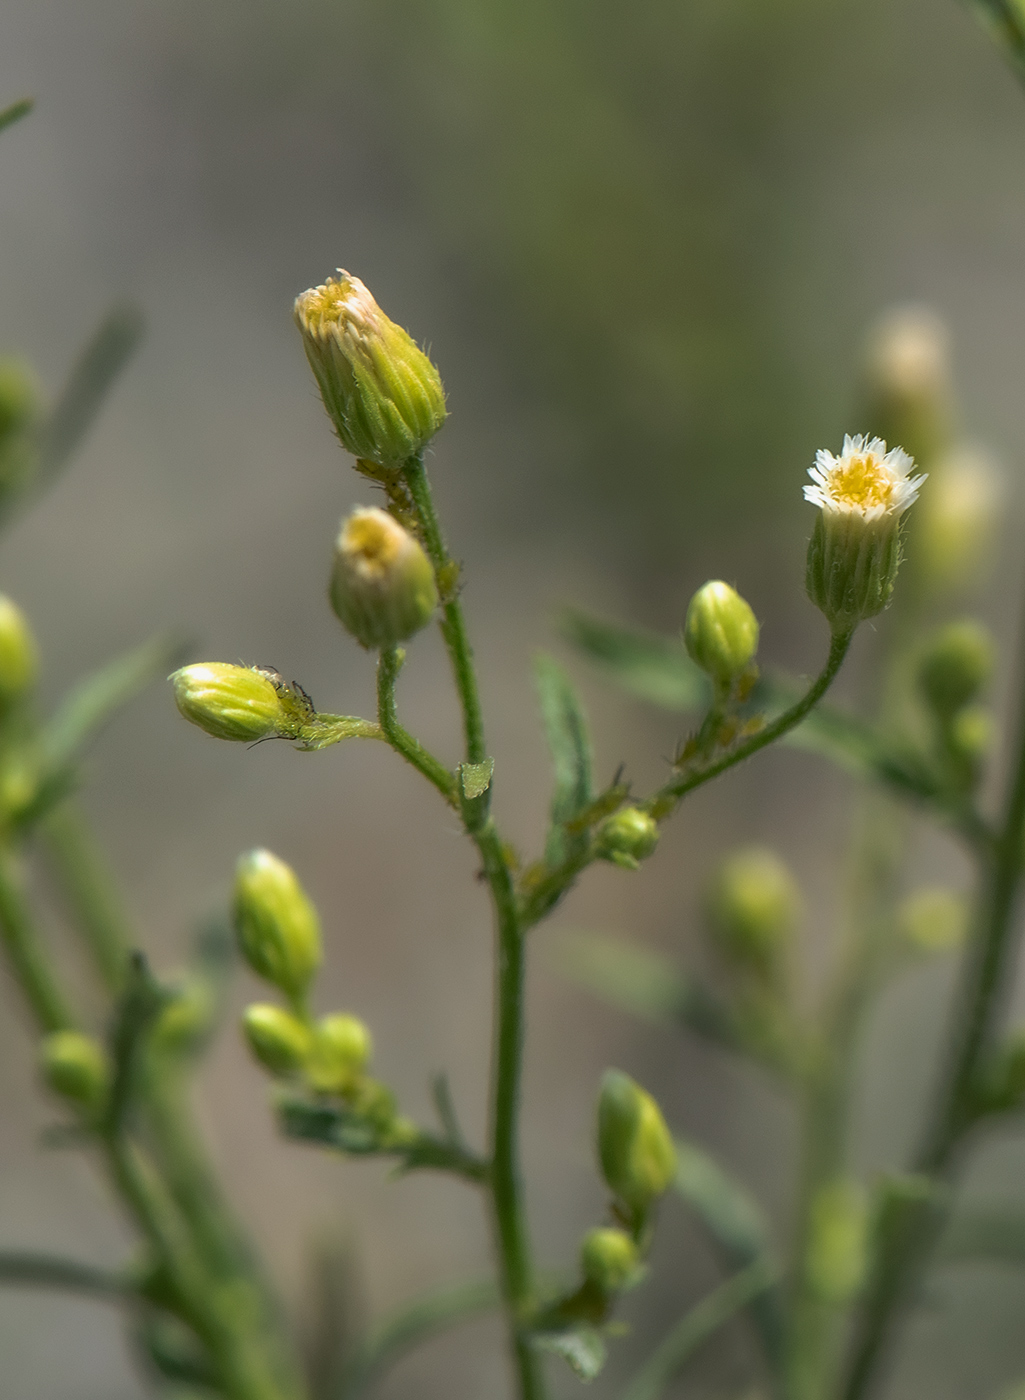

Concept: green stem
[[43, 803, 132, 991], [0, 843, 76, 1032], [0, 1251, 129, 1298], [842, 594, 1025, 1400], [649, 628, 854, 817], [402, 455, 487, 765], [376, 647, 457, 802]]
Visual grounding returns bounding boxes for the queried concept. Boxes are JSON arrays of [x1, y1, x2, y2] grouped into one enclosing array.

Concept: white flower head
[[804, 434, 925, 522]]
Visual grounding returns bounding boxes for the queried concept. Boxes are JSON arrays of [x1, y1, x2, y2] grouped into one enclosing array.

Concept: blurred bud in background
[[242, 1003, 314, 1077], [0, 596, 38, 705], [706, 846, 800, 983], [40, 1030, 109, 1111], [597, 1069, 676, 1223], [863, 305, 953, 472]]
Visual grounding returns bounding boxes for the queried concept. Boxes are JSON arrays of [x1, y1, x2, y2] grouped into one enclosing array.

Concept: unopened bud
[[805, 1178, 869, 1304], [707, 847, 800, 978], [0, 596, 37, 701], [330, 507, 438, 650], [580, 1227, 640, 1293], [805, 435, 924, 631], [684, 581, 759, 689], [307, 1013, 373, 1094], [294, 271, 447, 468], [917, 621, 994, 720], [597, 807, 659, 870], [597, 1070, 676, 1217], [896, 888, 967, 955], [914, 446, 1003, 597], [40, 1031, 109, 1109], [242, 1003, 313, 1076], [863, 306, 952, 469], [171, 664, 288, 743], [233, 850, 321, 1002]]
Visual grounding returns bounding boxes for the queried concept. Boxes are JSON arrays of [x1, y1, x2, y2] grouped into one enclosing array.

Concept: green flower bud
[[707, 846, 800, 978], [597, 1070, 676, 1217], [233, 849, 321, 1002], [949, 704, 992, 770], [294, 271, 447, 468], [307, 1013, 373, 1094], [40, 1031, 109, 1109], [917, 621, 994, 720], [330, 507, 438, 650], [0, 358, 39, 442], [805, 1178, 869, 1304], [805, 435, 924, 631], [580, 1227, 640, 1293], [242, 1003, 314, 1076], [914, 447, 1003, 597], [596, 806, 659, 871], [895, 888, 967, 955], [0, 596, 37, 702], [171, 663, 288, 743], [683, 581, 759, 688]]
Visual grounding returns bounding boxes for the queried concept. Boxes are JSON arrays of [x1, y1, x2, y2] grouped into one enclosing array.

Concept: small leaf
[[0, 98, 33, 135], [460, 758, 494, 799], [535, 654, 593, 866], [532, 1326, 607, 1380], [561, 609, 708, 711]]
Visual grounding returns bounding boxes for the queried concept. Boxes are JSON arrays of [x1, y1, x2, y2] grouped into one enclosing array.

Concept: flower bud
[[597, 1070, 676, 1217], [805, 435, 924, 631], [706, 846, 800, 978], [805, 1178, 869, 1304], [863, 306, 952, 470], [330, 507, 438, 650], [171, 663, 289, 743], [151, 976, 215, 1053], [895, 888, 967, 955], [233, 850, 321, 1002], [949, 705, 992, 771], [597, 807, 659, 870], [914, 446, 1003, 597], [683, 581, 759, 689], [580, 1227, 640, 1293], [916, 621, 994, 721], [242, 1003, 313, 1077], [0, 596, 37, 702], [40, 1031, 109, 1109], [294, 271, 447, 468], [307, 1013, 373, 1094]]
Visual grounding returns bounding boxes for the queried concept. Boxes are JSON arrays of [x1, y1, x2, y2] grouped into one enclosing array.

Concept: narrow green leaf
[[0, 1250, 127, 1298], [0, 98, 33, 135], [43, 631, 187, 773], [967, 0, 1025, 81], [338, 1278, 499, 1398], [278, 1097, 489, 1182], [936, 1200, 1025, 1268], [561, 608, 707, 711], [532, 1325, 607, 1380], [534, 653, 593, 865]]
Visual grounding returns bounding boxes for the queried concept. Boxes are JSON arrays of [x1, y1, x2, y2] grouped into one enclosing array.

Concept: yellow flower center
[[295, 274, 378, 336], [826, 452, 895, 511]]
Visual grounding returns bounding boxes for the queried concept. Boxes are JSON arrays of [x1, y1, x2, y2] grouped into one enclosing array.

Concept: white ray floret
[[804, 434, 925, 520]]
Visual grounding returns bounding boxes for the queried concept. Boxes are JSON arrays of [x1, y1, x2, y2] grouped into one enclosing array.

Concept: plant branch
[[376, 646, 457, 803]]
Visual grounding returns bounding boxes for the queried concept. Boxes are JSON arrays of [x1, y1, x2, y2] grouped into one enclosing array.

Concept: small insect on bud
[[916, 620, 994, 722], [233, 850, 322, 1003], [294, 271, 447, 468], [706, 846, 800, 980], [805, 434, 925, 633], [330, 507, 439, 650], [0, 596, 37, 702], [597, 1070, 676, 1220], [597, 807, 659, 870], [307, 1013, 373, 1095], [171, 663, 289, 743], [683, 581, 759, 690], [40, 1031, 109, 1110], [580, 1227, 640, 1293], [242, 1003, 313, 1077]]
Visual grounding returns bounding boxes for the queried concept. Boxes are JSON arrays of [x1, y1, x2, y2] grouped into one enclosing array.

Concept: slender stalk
[[0, 1251, 129, 1298], [43, 803, 132, 991], [402, 455, 487, 765], [842, 590, 1025, 1400], [0, 843, 76, 1032], [376, 646, 457, 803]]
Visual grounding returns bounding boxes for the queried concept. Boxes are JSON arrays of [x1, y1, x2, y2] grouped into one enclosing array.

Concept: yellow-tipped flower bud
[[0, 596, 37, 702], [171, 663, 289, 743], [307, 1013, 373, 1094], [597, 1070, 676, 1217], [580, 1227, 640, 1293], [294, 271, 447, 468], [805, 435, 924, 632], [684, 581, 759, 689], [914, 446, 1003, 597], [706, 846, 800, 978], [597, 807, 659, 870], [40, 1031, 109, 1109], [242, 1003, 313, 1077], [233, 850, 321, 1002], [330, 507, 439, 650], [917, 621, 994, 721]]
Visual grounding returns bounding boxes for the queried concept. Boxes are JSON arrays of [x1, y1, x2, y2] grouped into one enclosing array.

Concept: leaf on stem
[[0, 98, 33, 135], [535, 653, 593, 865], [532, 1325, 607, 1380], [560, 609, 708, 711]]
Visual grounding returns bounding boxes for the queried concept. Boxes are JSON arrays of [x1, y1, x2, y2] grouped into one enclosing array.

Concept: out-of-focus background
[[1, 2, 1025, 1396]]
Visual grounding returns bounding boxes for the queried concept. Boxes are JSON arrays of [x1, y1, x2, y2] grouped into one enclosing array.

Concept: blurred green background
[[1, 1, 1025, 1396]]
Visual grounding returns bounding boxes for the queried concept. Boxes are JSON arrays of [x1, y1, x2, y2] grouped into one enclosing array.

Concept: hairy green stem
[[376, 646, 457, 803]]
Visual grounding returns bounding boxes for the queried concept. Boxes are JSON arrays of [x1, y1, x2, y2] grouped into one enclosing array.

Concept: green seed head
[[330, 507, 439, 650], [233, 849, 322, 1002], [294, 272, 447, 468], [242, 1003, 314, 1077], [684, 581, 759, 687], [597, 1069, 676, 1216]]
